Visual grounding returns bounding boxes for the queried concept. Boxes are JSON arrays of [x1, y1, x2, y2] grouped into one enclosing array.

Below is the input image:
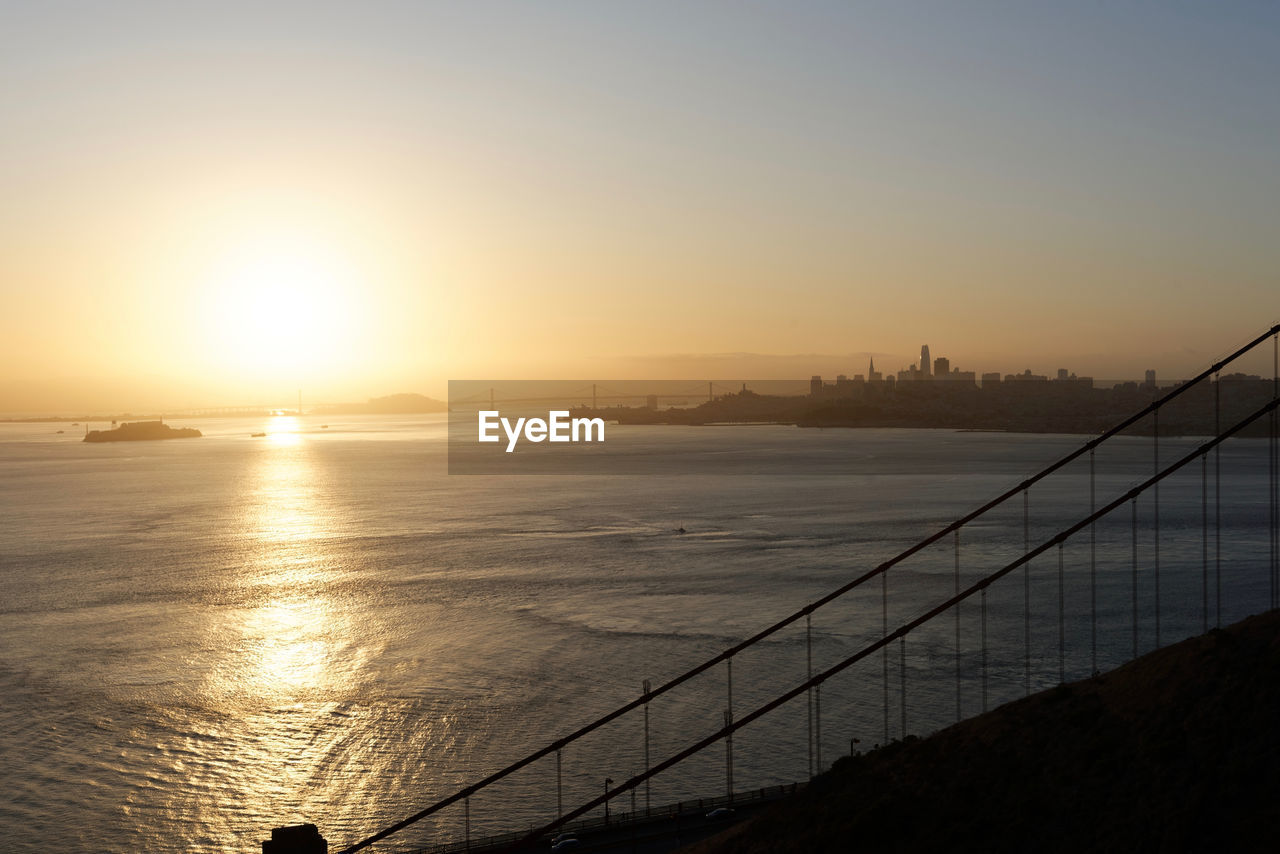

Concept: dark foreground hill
[[686, 610, 1280, 854]]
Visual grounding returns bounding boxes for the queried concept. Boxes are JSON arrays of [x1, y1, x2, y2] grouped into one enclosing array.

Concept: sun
[[197, 233, 364, 380]]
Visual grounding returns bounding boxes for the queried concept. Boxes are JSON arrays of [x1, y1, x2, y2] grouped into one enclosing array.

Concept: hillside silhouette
[[611, 377, 1275, 436], [686, 609, 1280, 853]]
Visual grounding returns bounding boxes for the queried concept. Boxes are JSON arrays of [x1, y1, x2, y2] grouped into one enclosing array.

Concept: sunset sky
[[3, 2, 1278, 412]]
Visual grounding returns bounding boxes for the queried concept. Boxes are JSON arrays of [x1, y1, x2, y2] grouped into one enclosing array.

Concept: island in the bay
[[83, 420, 202, 442]]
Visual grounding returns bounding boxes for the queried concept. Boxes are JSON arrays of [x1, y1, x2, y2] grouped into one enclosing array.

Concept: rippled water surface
[[1, 415, 1273, 852]]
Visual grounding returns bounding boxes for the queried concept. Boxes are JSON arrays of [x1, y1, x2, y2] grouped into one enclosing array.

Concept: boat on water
[[251, 432, 267, 437], [83, 420, 202, 443]]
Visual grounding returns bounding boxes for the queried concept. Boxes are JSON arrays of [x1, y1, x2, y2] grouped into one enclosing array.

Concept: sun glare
[[198, 233, 366, 381]]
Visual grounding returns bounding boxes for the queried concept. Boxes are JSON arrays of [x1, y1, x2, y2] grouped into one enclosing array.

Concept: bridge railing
[[339, 324, 1279, 853]]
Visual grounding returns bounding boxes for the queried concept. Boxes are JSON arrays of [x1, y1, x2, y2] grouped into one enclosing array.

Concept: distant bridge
[[178, 406, 284, 416]]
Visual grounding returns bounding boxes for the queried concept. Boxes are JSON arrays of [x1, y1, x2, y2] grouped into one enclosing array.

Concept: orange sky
[[2, 3, 1277, 413]]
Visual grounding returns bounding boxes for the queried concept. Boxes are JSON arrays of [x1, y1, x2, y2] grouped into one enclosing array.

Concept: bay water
[[1, 415, 1273, 852]]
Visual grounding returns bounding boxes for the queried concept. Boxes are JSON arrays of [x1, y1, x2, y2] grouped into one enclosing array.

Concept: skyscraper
[[920, 345, 932, 378]]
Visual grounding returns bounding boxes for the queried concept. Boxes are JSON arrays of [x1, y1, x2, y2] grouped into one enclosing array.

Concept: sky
[[2, 1, 1278, 412]]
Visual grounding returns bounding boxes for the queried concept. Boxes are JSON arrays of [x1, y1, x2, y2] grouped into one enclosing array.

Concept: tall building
[[920, 345, 932, 378], [868, 357, 882, 383], [810, 375, 823, 396], [933, 356, 950, 378]]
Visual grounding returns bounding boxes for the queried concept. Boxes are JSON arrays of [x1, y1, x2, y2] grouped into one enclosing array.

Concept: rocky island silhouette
[[83, 420, 202, 443]]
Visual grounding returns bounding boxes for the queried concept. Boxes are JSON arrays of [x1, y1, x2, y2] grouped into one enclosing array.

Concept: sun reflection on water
[[227, 419, 355, 698], [175, 420, 389, 846], [266, 415, 303, 447], [247, 420, 321, 547], [244, 598, 333, 697], [196, 423, 364, 792]]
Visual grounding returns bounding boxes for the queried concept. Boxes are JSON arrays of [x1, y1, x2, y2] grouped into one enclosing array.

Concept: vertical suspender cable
[[1023, 488, 1031, 696], [815, 684, 823, 773], [954, 529, 961, 722], [1131, 498, 1139, 660], [725, 658, 733, 800], [881, 572, 889, 745], [725, 658, 733, 735], [1216, 372, 1222, 628], [724, 709, 733, 802], [642, 681, 651, 815], [1272, 333, 1278, 609], [981, 587, 989, 713], [1202, 454, 1209, 634], [1090, 448, 1097, 675], [806, 615, 813, 778], [1154, 408, 1161, 648], [1058, 542, 1065, 684], [898, 637, 907, 739]]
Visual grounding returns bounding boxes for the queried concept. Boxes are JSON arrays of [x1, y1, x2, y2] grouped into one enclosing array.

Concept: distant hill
[[687, 609, 1280, 854], [361, 393, 448, 413], [315, 393, 447, 415]]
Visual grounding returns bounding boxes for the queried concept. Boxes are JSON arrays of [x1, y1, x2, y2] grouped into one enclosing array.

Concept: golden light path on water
[[135, 417, 517, 852], [182, 417, 389, 846], [242, 421, 338, 700]]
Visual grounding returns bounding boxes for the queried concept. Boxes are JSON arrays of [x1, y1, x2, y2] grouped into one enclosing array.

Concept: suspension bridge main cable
[[340, 323, 1280, 854], [508, 392, 1280, 850]]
